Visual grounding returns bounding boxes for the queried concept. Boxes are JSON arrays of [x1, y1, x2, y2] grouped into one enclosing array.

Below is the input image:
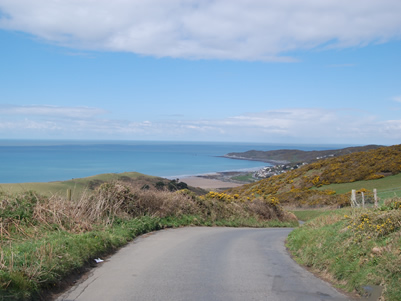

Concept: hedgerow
[[0, 182, 298, 300]]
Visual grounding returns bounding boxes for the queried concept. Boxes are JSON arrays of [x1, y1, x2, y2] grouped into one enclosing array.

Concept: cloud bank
[[0, 104, 106, 118], [1, 105, 400, 144], [1, 0, 401, 60]]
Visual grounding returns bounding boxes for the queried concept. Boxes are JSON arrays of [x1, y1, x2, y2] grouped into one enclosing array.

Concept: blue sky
[[1, 0, 401, 145]]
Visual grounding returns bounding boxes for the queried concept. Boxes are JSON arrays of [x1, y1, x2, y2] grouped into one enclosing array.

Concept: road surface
[[57, 227, 348, 301]]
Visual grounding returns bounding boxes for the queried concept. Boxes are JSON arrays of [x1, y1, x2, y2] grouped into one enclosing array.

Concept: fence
[[350, 189, 378, 208]]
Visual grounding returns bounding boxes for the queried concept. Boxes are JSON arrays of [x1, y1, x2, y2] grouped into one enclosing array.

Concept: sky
[[1, 0, 401, 145]]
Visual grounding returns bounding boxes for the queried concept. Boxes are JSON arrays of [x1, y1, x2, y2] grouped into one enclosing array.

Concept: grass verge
[[1, 183, 297, 300], [290, 208, 352, 222], [286, 198, 401, 300]]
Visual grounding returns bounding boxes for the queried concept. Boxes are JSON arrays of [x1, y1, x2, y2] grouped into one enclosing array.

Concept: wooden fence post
[[374, 189, 378, 207], [351, 190, 357, 207], [67, 189, 72, 201], [361, 191, 365, 208]]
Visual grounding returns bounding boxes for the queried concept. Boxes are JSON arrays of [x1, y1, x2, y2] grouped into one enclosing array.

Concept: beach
[[180, 171, 252, 190], [181, 175, 243, 190]]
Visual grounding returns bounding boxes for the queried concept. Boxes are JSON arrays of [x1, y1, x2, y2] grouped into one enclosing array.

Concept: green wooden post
[[67, 189, 72, 201]]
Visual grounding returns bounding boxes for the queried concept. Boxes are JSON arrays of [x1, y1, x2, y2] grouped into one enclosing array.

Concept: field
[[230, 172, 257, 183], [314, 172, 401, 199]]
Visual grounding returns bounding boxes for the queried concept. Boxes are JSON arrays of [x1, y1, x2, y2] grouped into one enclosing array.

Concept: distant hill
[[224, 145, 383, 164], [225, 144, 401, 207]]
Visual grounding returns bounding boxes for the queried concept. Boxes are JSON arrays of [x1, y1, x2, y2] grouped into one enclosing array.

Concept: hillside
[[225, 144, 401, 207], [224, 144, 382, 164], [0, 171, 207, 197]]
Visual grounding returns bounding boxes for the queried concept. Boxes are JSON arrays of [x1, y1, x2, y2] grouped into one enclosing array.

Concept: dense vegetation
[[0, 182, 297, 300], [225, 144, 401, 207], [287, 198, 401, 300]]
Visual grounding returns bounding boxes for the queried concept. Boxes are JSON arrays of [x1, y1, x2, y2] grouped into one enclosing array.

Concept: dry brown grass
[[1, 181, 298, 300], [1, 181, 297, 242]]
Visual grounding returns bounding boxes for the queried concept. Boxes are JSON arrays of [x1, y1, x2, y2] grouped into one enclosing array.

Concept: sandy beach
[[181, 176, 243, 190]]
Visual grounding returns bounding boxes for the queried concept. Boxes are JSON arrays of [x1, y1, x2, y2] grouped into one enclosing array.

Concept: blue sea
[[0, 140, 351, 183]]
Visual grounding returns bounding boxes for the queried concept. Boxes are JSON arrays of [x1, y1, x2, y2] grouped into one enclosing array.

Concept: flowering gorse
[[344, 199, 401, 242]]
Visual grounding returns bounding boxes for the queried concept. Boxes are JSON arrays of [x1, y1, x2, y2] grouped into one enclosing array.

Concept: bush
[[0, 181, 298, 300]]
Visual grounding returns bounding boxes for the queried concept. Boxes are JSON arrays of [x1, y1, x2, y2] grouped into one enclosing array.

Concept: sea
[[0, 140, 351, 184]]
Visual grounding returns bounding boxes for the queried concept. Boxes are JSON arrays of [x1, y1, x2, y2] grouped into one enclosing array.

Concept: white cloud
[[1, 105, 400, 143], [392, 96, 401, 103], [1, 0, 401, 61], [0, 104, 107, 118]]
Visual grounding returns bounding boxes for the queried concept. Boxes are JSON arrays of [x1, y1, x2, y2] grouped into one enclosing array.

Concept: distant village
[[254, 162, 307, 178], [253, 153, 336, 179]]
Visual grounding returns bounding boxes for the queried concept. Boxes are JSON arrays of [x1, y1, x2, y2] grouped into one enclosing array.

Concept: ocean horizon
[[0, 140, 353, 184]]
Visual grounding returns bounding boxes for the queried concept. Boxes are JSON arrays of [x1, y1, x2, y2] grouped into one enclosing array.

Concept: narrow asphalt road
[[57, 227, 348, 301]]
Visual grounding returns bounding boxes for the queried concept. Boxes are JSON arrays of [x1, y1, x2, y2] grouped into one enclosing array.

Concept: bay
[[0, 140, 350, 183]]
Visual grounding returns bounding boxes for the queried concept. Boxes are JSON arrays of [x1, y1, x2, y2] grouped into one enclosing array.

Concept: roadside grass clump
[[1, 182, 297, 300], [287, 198, 401, 300]]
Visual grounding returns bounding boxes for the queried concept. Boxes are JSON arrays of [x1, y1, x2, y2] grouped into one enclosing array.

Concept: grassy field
[[287, 199, 401, 300], [314, 172, 401, 199], [230, 172, 257, 183]]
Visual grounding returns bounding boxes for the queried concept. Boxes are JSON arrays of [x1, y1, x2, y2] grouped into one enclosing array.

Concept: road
[[57, 227, 348, 301]]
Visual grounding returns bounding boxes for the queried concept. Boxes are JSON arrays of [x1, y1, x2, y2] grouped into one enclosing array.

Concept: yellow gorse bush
[[344, 200, 401, 241], [267, 196, 280, 206], [203, 191, 282, 208], [203, 191, 237, 203]]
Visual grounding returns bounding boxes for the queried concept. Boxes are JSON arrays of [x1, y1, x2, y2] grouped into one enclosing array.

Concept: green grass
[[287, 201, 401, 300], [290, 208, 352, 222], [314, 173, 401, 199], [0, 216, 164, 300], [230, 173, 257, 182]]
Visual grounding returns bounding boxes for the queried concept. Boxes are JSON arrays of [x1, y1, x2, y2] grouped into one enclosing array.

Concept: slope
[[225, 144, 401, 207]]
